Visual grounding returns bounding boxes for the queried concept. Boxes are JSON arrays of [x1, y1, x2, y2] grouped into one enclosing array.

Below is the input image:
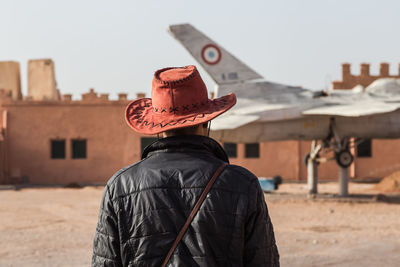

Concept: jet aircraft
[[168, 23, 400, 194]]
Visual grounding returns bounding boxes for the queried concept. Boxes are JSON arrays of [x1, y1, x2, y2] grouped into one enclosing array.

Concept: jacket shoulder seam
[[226, 164, 259, 182], [107, 154, 156, 187]]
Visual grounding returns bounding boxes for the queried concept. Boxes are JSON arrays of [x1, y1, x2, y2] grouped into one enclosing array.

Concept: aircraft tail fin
[[168, 24, 263, 85]]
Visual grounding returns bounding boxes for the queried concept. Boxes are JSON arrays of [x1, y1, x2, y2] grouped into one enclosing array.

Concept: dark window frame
[[245, 143, 260, 158], [50, 139, 66, 159], [71, 139, 87, 159], [223, 142, 237, 158], [356, 139, 372, 158]]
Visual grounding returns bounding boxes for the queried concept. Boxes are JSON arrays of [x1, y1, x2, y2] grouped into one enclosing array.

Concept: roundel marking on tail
[[201, 44, 221, 65]]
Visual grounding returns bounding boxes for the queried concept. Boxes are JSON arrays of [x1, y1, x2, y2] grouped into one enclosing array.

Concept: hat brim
[[125, 93, 236, 135]]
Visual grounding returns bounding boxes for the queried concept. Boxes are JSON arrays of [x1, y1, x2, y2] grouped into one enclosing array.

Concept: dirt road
[[0, 183, 399, 266]]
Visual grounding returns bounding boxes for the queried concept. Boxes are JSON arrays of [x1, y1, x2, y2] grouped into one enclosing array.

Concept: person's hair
[[163, 123, 208, 137]]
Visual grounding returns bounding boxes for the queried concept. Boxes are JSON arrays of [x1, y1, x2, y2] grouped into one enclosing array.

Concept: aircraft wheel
[[335, 150, 353, 168]]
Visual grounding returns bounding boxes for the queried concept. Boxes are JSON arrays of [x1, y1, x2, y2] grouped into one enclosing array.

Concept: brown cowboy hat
[[125, 65, 236, 135]]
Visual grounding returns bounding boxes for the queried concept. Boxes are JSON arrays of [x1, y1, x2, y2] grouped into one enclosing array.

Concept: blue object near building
[[258, 176, 282, 192]]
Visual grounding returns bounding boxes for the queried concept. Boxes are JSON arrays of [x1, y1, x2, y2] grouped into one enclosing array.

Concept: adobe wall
[[229, 141, 301, 180], [332, 63, 400, 89], [354, 139, 400, 179], [2, 99, 142, 184], [0, 109, 6, 182], [0, 61, 22, 100], [229, 140, 342, 181], [28, 59, 59, 101]]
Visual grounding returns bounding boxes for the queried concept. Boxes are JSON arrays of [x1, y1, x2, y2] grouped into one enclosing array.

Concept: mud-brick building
[[0, 92, 143, 184], [0, 59, 142, 184], [0, 61, 22, 100], [1, 60, 400, 184], [332, 62, 400, 89]]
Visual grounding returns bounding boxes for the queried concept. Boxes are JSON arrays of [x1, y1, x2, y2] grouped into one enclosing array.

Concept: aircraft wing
[[303, 84, 400, 117], [215, 82, 320, 123], [210, 97, 295, 130], [302, 101, 400, 117], [211, 114, 259, 130]]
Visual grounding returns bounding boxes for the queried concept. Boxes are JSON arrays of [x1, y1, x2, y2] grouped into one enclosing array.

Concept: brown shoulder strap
[[161, 163, 228, 267]]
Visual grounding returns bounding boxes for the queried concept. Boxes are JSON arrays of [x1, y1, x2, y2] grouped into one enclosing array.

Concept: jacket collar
[[142, 135, 229, 163]]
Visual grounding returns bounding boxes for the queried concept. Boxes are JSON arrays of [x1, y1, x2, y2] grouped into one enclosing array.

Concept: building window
[[141, 137, 157, 154], [245, 143, 260, 158], [51, 140, 65, 159], [223, 142, 237, 158], [72, 139, 87, 159], [357, 139, 372, 158]]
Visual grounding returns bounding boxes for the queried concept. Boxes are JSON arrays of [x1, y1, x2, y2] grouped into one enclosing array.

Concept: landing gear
[[307, 141, 322, 194], [304, 153, 320, 166], [330, 118, 353, 196], [305, 118, 354, 197], [335, 150, 353, 168]]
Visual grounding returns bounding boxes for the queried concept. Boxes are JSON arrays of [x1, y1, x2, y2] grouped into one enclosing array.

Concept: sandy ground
[[0, 183, 399, 267]]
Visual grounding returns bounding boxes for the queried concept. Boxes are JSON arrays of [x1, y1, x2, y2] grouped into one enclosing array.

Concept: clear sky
[[1, 0, 400, 99]]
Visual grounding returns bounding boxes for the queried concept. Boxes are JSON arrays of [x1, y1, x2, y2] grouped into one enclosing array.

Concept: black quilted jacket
[[92, 135, 279, 266]]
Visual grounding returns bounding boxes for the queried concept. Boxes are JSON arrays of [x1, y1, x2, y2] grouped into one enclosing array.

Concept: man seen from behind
[[92, 65, 279, 266]]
